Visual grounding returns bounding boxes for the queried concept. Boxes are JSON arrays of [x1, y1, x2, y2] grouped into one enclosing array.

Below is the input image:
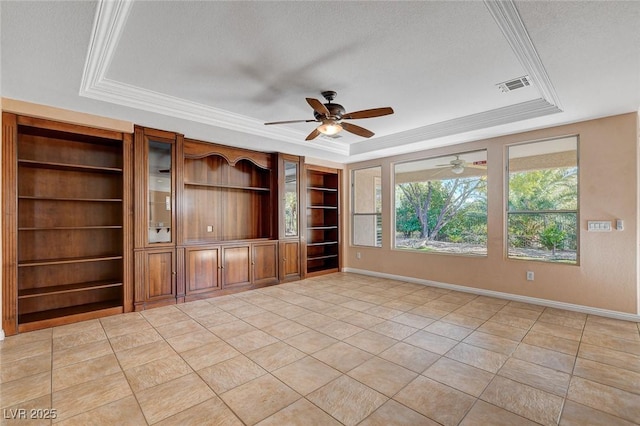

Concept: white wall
[[345, 113, 639, 316]]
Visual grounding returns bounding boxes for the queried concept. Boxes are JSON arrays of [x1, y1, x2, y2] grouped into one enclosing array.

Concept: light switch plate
[[587, 221, 612, 232]]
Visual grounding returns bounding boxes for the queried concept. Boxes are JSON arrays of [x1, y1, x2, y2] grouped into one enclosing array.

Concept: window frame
[[351, 166, 383, 248], [505, 135, 580, 265], [392, 149, 489, 257]]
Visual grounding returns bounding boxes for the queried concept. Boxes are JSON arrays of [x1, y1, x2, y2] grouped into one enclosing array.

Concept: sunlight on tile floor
[[1, 272, 640, 425]]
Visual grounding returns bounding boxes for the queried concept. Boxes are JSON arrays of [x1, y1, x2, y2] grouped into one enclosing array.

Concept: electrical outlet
[[356, 252, 361, 259], [206, 225, 213, 232], [526, 271, 534, 281]]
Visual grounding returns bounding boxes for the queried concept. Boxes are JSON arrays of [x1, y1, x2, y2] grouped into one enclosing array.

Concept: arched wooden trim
[[184, 139, 272, 170]]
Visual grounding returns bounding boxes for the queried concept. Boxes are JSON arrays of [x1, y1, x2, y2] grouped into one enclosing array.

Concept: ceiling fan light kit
[[318, 121, 343, 136], [264, 90, 394, 141], [451, 165, 465, 174]]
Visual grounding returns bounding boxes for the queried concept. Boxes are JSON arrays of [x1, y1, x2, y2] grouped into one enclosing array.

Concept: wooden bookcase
[[2, 113, 132, 334], [304, 165, 341, 276]]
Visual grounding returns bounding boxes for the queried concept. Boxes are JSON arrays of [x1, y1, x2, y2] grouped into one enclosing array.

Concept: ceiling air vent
[[497, 76, 531, 93]]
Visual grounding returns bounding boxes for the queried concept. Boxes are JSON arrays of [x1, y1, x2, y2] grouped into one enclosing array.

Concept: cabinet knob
[[172, 271, 176, 275]]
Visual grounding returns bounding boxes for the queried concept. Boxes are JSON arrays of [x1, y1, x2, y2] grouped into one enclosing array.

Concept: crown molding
[[484, 0, 562, 109], [79, 0, 349, 156], [84, 78, 349, 155], [80, 0, 560, 160], [80, 0, 133, 96], [350, 98, 561, 155]]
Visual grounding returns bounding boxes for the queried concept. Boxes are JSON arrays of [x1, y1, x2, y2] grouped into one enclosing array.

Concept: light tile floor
[[1, 272, 640, 425]]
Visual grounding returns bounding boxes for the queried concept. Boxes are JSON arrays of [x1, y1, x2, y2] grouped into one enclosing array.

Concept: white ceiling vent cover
[[497, 76, 532, 93]]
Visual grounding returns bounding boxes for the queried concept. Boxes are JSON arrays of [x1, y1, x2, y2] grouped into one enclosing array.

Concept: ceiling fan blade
[[305, 128, 321, 141], [306, 98, 330, 117], [264, 119, 317, 125], [342, 107, 394, 120], [342, 122, 374, 138]]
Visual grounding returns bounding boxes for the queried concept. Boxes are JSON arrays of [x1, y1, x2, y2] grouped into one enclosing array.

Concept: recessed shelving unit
[[2, 114, 130, 333], [305, 166, 340, 276], [182, 144, 274, 243]]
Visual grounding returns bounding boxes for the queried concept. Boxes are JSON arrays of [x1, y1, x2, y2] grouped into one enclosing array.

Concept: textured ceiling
[[1, 1, 639, 163]]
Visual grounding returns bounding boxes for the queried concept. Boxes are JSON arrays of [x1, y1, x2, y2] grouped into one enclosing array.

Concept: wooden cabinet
[[253, 241, 279, 285], [180, 139, 281, 297], [184, 242, 276, 299], [279, 240, 301, 281], [222, 244, 252, 288], [2, 113, 132, 335], [133, 126, 183, 310], [145, 249, 176, 301], [304, 165, 341, 277], [186, 246, 221, 296]]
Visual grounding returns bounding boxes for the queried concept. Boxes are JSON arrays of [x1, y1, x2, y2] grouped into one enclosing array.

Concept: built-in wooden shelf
[[307, 241, 339, 247], [307, 205, 338, 209], [18, 302, 122, 326], [19, 280, 123, 299], [305, 166, 340, 277], [184, 181, 270, 192], [18, 255, 123, 268], [18, 226, 122, 231], [307, 254, 338, 261], [18, 196, 122, 203], [18, 159, 122, 173], [307, 186, 338, 192]]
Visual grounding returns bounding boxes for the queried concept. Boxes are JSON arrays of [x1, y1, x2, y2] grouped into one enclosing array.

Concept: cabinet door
[[279, 155, 301, 239], [279, 240, 301, 281], [134, 126, 180, 249], [253, 242, 279, 285], [146, 250, 176, 300], [222, 245, 251, 288], [186, 247, 221, 295]]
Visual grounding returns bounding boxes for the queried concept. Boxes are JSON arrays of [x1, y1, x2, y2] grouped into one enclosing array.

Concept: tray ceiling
[[2, 1, 638, 163]]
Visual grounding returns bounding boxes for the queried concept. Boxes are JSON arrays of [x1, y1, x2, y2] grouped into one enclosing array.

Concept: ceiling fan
[[435, 156, 487, 175], [264, 91, 394, 141]]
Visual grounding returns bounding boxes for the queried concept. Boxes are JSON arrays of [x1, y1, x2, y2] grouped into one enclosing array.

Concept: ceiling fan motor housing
[[314, 103, 345, 121]]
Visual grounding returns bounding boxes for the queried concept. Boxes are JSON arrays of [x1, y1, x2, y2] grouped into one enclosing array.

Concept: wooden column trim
[[2, 113, 18, 336]]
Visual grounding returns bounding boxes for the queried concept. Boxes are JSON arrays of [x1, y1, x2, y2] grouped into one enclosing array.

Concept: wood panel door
[[146, 250, 176, 301], [253, 241, 279, 285], [186, 246, 221, 295], [279, 240, 301, 282], [222, 245, 251, 288]]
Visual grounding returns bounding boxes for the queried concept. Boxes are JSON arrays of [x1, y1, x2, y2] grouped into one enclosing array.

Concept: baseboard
[[343, 267, 640, 323]]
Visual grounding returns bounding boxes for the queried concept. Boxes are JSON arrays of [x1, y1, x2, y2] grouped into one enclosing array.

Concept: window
[[352, 166, 382, 247], [507, 136, 578, 263], [394, 150, 487, 255]]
